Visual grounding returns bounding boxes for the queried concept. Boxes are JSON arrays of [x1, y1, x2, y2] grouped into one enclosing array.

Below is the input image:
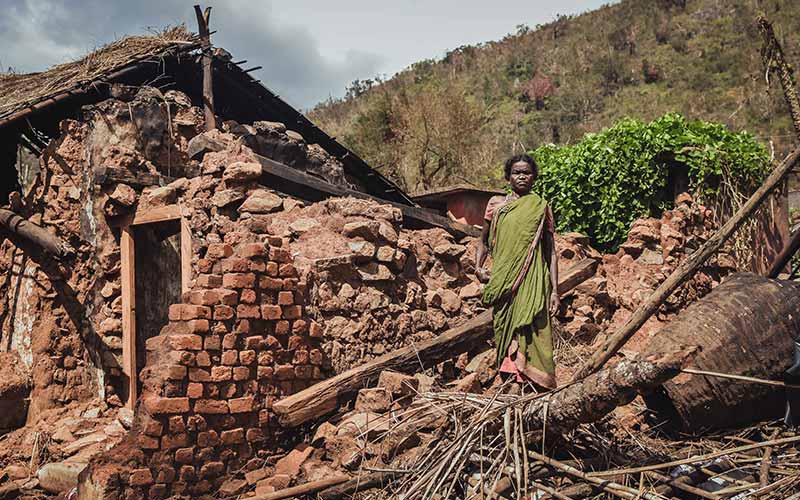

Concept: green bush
[[532, 113, 770, 251]]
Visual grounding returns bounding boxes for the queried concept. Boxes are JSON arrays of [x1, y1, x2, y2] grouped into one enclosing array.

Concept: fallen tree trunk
[[571, 146, 800, 382], [0, 208, 73, 259], [273, 258, 598, 427]]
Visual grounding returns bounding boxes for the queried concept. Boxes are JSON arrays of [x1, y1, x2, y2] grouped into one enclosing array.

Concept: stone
[[289, 218, 318, 234], [357, 262, 393, 282], [312, 421, 337, 446], [434, 243, 467, 261], [348, 240, 376, 261], [459, 281, 482, 299], [286, 130, 305, 142], [355, 387, 392, 413], [211, 189, 246, 207], [108, 183, 136, 206], [245, 468, 269, 485], [239, 189, 284, 214], [435, 289, 462, 314], [5, 464, 29, 480], [256, 474, 291, 495], [336, 412, 391, 439], [144, 186, 177, 207], [255, 120, 287, 133], [378, 222, 399, 244], [274, 444, 315, 478], [377, 370, 419, 398], [52, 427, 75, 443], [223, 161, 262, 182], [187, 132, 227, 160], [464, 349, 497, 385], [343, 221, 380, 241], [636, 248, 664, 266], [37, 462, 87, 493]]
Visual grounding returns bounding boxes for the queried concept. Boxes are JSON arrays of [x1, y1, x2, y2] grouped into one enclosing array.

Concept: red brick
[[220, 428, 245, 445], [291, 319, 308, 334], [194, 399, 229, 414], [279, 264, 297, 277], [261, 305, 282, 320], [187, 319, 210, 333], [164, 364, 187, 380], [166, 334, 203, 351], [222, 334, 238, 349], [257, 351, 273, 366], [189, 289, 218, 306], [207, 243, 233, 259], [148, 484, 168, 499], [161, 433, 189, 449], [197, 258, 213, 273], [139, 435, 160, 449], [221, 257, 250, 273], [293, 350, 309, 364], [309, 321, 324, 338], [204, 335, 221, 350], [233, 366, 251, 381], [199, 461, 225, 479], [179, 465, 196, 482], [283, 305, 302, 320], [283, 278, 299, 291], [277, 291, 294, 305], [175, 447, 194, 464], [257, 366, 274, 380], [310, 349, 324, 365], [264, 335, 281, 349], [143, 419, 163, 436], [275, 364, 294, 380], [187, 414, 207, 432], [197, 430, 219, 447], [275, 321, 290, 335], [213, 305, 235, 321], [269, 247, 291, 263], [240, 289, 257, 304], [259, 276, 283, 290], [168, 304, 183, 321], [223, 273, 256, 288], [144, 396, 190, 414], [235, 319, 251, 334], [177, 304, 211, 320], [287, 335, 305, 350], [245, 336, 263, 349], [189, 368, 211, 382], [196, 274, 222, 288], [237, 304, 261, 319], [229, 396, 255, 413], [156, 465, 176, 483], [211, 366, 232, 381], [239, 350, 256, 365], [187, 382, 204, 399], [239, 242, 267, 257], [192, 350, 210, 366], [129, 468, 154, 487], [212, 322, 228, 334], [169, 415, 186, 433], [221, 350, 238, 365], [215, 290, 236, 307], [295, 365, 315, 379], [265, 261, 279, 276]]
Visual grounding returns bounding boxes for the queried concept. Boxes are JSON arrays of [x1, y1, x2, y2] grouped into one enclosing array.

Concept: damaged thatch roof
[[0, 26, 198, 123]]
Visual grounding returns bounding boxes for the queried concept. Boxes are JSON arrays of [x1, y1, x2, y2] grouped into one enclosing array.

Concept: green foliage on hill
[[532, 113, 770, 250], [309, 0, 799, 194]]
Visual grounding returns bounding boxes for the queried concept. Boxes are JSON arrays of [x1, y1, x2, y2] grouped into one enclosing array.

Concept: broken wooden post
[[194, 5, 216, 131], [571, 147, 800, 382], [273, 258, 598, 427], [0, 208, 73, 259], [768, 227, 800, 277]]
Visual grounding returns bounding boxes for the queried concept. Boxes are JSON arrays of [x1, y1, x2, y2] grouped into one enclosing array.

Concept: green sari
[[481, 192, 555, 389]]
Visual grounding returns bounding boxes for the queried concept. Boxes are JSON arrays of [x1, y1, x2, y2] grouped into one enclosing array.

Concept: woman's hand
[[476, 267, 491, 283], [549, 290, 561, 315]]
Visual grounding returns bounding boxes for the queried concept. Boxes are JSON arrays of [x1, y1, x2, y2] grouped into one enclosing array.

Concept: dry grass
[[0, 25, 197, 120]]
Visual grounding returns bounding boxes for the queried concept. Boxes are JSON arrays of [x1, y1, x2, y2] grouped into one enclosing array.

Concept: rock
[[349, 240, 376, 262], [563, 232, 591, 246], [82, 407, 102, 419], [245, 468, 268, 485], [0, 352, 30, 431], [51, 427, 75, 443], [143, 186, 176, 207], [285, 130, 305, 142], [239, 190, 284, 213], [459, 281, 482, 299], [357, 262, 393, 282], [465, 349, 497, 385], [312, 421, 337, 447], [219, 478, 248, 496], [108, 184, 136, 206], [575, 277, 607, 296], [223, 161, 262, 183], [37, 462, 86, 493], [336, 412, 391, 439], [355, 388, 392, 413], [116, 407, 134, 429], [434, 244, 467, 261], [636, 248, 664, 266], [414, 373, 436, 393], [378, 222, 399, 244], [256, 474, 291, 495], [343, 221, 380, 241], [377, 370, 419, 398], [450, 373, 481, 393], [375, 246, 396, 263], [255, 120, 287, 133], [187, 132, 227, 160], [289, 218, 319, 234], [274, 444, 315, 478], [5, 464, 30, 480], [675, 192, 693, 205], [211, 188, 246, 207]]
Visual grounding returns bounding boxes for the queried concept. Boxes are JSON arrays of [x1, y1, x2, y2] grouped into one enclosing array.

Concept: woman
[[476, 154, 560, 390]]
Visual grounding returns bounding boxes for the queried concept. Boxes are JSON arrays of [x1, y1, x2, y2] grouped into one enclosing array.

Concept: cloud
[[0, 0, 385, 109]]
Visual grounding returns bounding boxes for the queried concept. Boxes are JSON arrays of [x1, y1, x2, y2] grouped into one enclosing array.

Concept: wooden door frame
[[117, 204, 192, 410]]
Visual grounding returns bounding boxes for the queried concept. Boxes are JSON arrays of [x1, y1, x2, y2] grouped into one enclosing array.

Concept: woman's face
[[508, 161, 535, 194]]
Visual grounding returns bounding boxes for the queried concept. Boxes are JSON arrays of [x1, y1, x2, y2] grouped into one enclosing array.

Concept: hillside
[[309, 0, 800, 193]]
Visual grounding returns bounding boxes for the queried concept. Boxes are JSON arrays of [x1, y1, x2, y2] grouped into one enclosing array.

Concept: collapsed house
[[0, 20, 799, 500]]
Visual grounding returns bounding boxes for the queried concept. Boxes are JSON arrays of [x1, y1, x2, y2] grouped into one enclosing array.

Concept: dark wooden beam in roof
[[256, 154, 480, 239]]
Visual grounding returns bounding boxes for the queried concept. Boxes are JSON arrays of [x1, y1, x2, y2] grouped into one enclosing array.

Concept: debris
[[37, 462, 86, 494]]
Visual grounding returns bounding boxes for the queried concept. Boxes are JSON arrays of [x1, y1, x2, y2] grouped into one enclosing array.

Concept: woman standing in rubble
[[476, 154, 559, 391]]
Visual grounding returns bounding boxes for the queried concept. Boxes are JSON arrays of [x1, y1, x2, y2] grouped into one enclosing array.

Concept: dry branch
[[246, 476, 349, 500], [571, 146, 800, 382]]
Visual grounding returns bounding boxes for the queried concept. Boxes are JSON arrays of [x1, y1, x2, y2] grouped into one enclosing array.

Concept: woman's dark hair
[[504, 154, 538, 180]]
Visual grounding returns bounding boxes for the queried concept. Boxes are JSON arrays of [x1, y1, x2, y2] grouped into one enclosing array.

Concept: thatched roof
[[0, 26, 197, 122]]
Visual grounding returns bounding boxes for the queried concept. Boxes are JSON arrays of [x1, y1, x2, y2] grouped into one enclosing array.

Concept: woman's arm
[[475, 221, 491, 282]]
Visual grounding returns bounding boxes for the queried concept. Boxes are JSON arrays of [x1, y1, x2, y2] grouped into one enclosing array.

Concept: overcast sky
[[1, 0, 613, 109]]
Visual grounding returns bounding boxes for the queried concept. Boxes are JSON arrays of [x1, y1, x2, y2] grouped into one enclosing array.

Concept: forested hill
[[308, 0, 800, 193]]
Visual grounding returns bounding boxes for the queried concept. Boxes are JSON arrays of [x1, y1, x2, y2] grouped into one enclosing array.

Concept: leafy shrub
[[532, 113, 770, 250]]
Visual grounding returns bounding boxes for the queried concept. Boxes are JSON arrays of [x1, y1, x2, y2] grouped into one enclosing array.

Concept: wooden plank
[[194, 5, 217, 131], [256, 155, 480, 239], [130, 204, 184, 226], [94, 165, 172, 187], [571, 146, 800, 382], [120, 225, 137, 410], [557, 258, 599, 296], [272, 258, 596, 427], [180, 217, 192, 294]]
